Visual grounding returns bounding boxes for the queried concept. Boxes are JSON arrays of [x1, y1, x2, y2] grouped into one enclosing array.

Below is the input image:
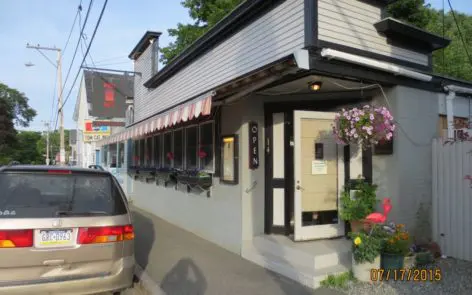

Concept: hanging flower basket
[[332, 105, 396, 149]]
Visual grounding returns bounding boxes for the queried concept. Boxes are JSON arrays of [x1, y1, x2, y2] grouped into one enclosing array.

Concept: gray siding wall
[[131, 104, 244, 254], [317, 0, 429, 66], [134, 45, 153, 122], [133, 0, 305, 122], [373, 86, 439, 243]]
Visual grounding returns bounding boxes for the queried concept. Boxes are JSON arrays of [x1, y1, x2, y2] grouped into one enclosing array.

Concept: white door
[[293, 111, 345, 241]]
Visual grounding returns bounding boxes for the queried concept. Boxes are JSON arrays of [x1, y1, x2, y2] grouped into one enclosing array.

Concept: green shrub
[[320, 271, 356, 289], [340, 180, 378, 221], [349, 230, 383, 263]]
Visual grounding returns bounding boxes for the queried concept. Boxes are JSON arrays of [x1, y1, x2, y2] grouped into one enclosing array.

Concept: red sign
[[104, 82, 116, 108], [85, 121, 93, 132]]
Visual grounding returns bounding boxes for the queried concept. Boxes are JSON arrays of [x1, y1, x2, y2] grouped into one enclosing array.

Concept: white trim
[[293, 111, 345, 241], [320, 48, 433, 82]]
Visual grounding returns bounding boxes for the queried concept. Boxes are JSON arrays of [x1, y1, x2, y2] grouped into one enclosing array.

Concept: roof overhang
[[128, 31, 162, 60], [374, 18, 451, 53]]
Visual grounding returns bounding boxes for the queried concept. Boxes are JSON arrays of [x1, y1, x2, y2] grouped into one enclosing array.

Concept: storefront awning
[[100, 91, 213, 145]]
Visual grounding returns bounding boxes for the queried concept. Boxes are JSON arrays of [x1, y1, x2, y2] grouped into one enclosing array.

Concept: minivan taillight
[[0, 229, 33, 248], [77, 225, 135, 244]]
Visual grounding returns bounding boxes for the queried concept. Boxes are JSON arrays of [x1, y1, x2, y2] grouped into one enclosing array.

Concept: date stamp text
[[370, 268, 442, 282]]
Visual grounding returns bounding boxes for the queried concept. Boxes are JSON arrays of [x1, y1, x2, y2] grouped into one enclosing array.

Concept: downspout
[[445, 91, 456, 139]]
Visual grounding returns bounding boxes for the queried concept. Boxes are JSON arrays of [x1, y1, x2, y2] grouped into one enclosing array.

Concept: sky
[[0, 0, 470, 133]]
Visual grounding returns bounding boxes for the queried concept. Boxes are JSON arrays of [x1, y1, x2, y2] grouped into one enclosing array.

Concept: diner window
[[146, 137, 153, 167], [118, 142, 125, 168], [185, 126, 198, 170], [199, 122, 214, 171], [173, 129, 184, 169], [132, 140, 138, 166], [154, 134, 161, 168], [103, 146, 108, 166], [163, 132, 173, 168], [139, 139, 145, 167]]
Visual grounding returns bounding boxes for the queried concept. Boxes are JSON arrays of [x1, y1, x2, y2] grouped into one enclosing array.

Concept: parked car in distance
[[0, 165, 135, 295]]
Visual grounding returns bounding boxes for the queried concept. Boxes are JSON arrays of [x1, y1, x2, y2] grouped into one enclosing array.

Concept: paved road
[[130, 206, 343, 295]]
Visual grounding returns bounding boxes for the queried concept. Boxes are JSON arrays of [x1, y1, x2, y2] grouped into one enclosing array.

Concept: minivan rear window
[[0, 172, 127, 218]]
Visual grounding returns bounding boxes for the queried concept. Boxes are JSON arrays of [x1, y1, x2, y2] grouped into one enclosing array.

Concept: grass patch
[[320, 271, 356, 290]]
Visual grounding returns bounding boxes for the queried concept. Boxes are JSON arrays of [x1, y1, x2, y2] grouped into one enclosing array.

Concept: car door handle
[[43, 259, 65, 266]]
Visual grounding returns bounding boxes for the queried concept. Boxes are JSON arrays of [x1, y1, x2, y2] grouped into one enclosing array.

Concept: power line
[[59, 0, 93, 104], [62, 2, 82, 53], [447, 0, 472, 66], [53, 0, 93, 131], [77, 9, 131, 103], [55, 0, 109, 130]]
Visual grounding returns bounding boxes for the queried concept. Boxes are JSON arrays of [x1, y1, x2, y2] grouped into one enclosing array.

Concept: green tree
[[36, 129, 71, 164], [387, 0, 432, 29], [160, 0, 243, 64], [387, 0, 472, 81], [11, 131, 43, 164], [0, 82, 36, 162]]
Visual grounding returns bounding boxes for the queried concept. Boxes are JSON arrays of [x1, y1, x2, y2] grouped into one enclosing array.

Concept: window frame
[[162, 131, 174, 168], [145, 136, 153, 167], [172, 128, 184, 169], [139, 138, 145, 167], [153, 134, 161, 168], [198, 120, 215, 173], [184, 124, 199, 170]]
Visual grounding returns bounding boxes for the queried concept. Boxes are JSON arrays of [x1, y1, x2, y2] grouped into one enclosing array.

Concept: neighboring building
[[73, 70, 134, 170], [69, 129, 77, 165], [97, 0, 472, 289]]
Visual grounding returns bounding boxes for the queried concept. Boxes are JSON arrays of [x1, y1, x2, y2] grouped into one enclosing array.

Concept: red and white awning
[[100, 92, 213, 145]]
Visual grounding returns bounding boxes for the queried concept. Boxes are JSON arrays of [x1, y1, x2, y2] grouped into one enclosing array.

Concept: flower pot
[[352, 255, 380, 282], [404, 254, 416, 269], [350, 220, 364, 233], [381, 253, 404, 270]]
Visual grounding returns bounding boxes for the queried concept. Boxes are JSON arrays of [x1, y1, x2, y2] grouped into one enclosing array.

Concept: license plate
[[39, 230, 73, 246]]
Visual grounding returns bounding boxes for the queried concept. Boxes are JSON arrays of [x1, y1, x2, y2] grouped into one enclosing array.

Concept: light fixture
[[309, 81, 322, 91]]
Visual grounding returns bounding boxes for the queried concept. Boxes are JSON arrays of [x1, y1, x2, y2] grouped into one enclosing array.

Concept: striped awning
[[100, 92, 213, 145]]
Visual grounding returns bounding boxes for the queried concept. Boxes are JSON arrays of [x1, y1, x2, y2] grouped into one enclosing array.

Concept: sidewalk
[[130, 205, 343, 295]]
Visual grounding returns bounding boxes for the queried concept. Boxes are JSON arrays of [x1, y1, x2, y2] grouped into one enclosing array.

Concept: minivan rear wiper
[[55, 210, 110, 217]]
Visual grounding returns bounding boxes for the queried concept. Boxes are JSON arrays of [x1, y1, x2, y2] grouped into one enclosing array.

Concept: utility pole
[[26, 43, 65, 166], [42, 120, 50, 165]]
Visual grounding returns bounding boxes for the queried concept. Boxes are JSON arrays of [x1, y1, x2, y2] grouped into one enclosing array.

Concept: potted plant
[[380, 223, 411, 271], [332, 105, 396, 149], [349, 228, 382, 282], [340, 180, 378, 232], [177, 169, 213, 190]]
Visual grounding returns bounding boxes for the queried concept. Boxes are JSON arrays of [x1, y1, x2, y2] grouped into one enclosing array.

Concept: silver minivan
[[0, 165, 135, 294]]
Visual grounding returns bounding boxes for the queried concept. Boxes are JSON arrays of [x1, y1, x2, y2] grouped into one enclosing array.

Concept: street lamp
[[25, 43, 65, 166]]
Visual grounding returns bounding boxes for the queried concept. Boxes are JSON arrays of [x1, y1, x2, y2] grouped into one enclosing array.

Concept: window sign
[[221, 135, 238, 184], [249, 121, 259, 170]]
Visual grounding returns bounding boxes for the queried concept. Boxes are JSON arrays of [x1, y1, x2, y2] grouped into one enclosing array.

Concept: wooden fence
[[432, 139, 472, 261]]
